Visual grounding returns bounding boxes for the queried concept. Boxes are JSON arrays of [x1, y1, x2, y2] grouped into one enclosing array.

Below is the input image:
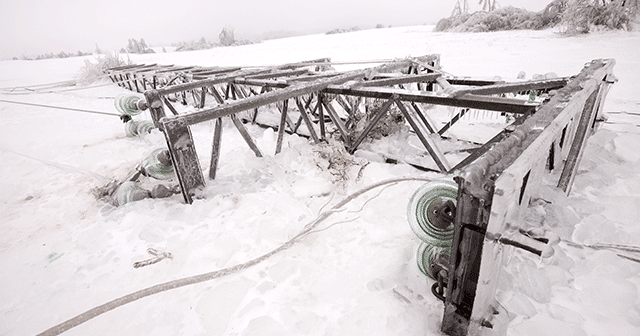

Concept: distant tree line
[[326, 26, 361, 34], [120, 38, 155, 54], [12, 27, 259, 60], [13, 50, 93, 61], [172, 27, 253, 52]]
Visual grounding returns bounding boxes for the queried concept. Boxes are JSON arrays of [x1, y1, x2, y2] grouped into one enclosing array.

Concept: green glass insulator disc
[[115, 95, 143, 116], [416, 241, 450, 280], [141, 148, 175, 180], [407, 180, 457, 246], [135, 121, 155, 135], [114, 181, 149, 206], [124, 120, 140, 137]]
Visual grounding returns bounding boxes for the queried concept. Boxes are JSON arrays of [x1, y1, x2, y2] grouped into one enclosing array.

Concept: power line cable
[[36, 176, 435, 336], [0, 98, 121, 117]]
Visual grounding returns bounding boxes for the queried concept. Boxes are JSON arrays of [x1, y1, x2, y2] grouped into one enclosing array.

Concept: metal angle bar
[[124, 74, 133, 91], [106, 63, 148, 72], [141, 75, 147, 90], [122, 64, 164, 75], [323, 86, 537, 114], [250, 87, 262, 96], [132, 74, 141, 92], [438, 108, 469, 136], [208, 86, 226, 180], [272, 98, 297, 131], [295, 97, 320, 144], [251, 86, 268, 122], [209, 118, 223, 180], [350, 73, 442, 88], [237, 84, 252, 99], [318, 96, 326, 139], [436, 77, 455, 93], [116, 74, 125, 88], [276, 57, 332, 70], [276, 99, 289, 154], [162, 97, 180, 116], [411, 102, 439, 134], [210, 86, 225, 104], [230, 113, 263, 157], [199, 87, 206, 108], [234, 78, 289, 88], [246, 68, 310, 80], [446, 78, 505, 86], [335, 95, 357, 129], [557, 87, 600, 193], [395, 100, 451, 172], [286, 72, 343, 83], [449, 115, 527, 172], [292, 115, 303, 133], [335, 95, 353, 115], [322, 99, 351, 147], [107, 74, 118, 85], [230, 83, 245, 99], [192, 67, 242, 76], [225, 83, 233, 100], [154, 66, 196, 74], [451, 78, 569, 97], [348, 98, 394, 153]]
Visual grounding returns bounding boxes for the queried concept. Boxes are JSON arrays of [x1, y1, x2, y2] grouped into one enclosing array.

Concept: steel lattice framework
[[106, 55, 616, 336]]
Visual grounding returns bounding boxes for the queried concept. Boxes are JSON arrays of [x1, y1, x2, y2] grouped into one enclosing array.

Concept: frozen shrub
[[434, 7, 546, 32], [434, 14, 471, 31], [434, 0, 638, 33], [348, 98, 406, 143], [540, 0, 569, 27], [313, 137, 367, 190], [175, 37, 215, 51], [78, 52, 131, 84], [560, 0, 636, 34]]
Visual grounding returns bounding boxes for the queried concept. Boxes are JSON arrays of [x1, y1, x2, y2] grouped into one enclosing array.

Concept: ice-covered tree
[[478, 0, 498, 11], [219, 26, 235, 46]]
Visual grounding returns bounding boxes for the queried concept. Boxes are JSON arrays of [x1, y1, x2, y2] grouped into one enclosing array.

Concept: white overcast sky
[[0, 0, 547, 59]]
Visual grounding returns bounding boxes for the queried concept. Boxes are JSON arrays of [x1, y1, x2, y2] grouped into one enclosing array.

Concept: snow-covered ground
[[1, 26, 639, 336]]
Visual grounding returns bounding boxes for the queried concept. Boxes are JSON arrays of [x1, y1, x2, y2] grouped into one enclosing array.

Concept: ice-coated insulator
[[115, 94, 148, 116], [124, 120, 155, 137], [141, 148, 175, 180], [113, 181, 150, 206], [416, 241, 451, 280], [407, 179, 458, 247]]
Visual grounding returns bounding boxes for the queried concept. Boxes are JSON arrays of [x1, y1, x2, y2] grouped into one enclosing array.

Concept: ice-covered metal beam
[[160, 59, 417, 127], [442, 58, 616, 336], [450, 77, 569, 97], [323, 86, 538, 114]]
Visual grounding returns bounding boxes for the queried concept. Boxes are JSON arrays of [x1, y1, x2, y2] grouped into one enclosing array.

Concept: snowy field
[[1, 26, 640, 336]]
